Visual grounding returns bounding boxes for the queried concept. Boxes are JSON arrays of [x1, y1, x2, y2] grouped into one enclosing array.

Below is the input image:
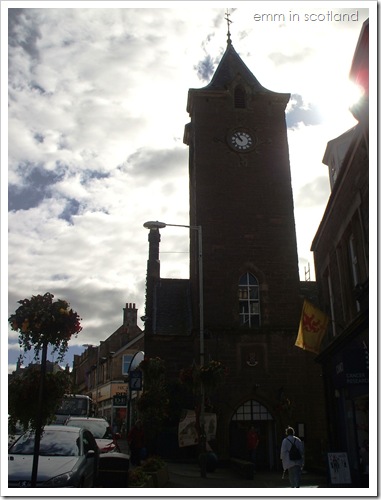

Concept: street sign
[[129, 369, 143, 391], [113, 395, 127, 406]]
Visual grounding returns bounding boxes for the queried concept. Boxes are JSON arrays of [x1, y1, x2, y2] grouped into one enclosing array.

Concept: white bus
[[55, 394, 93, 424]]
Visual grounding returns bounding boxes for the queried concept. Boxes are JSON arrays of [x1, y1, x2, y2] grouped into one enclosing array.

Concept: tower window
[[234, 86, 246, 108], [238, 273, 260, 327]]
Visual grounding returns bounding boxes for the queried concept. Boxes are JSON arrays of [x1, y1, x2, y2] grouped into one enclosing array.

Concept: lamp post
[[143, 221, 205, 461]]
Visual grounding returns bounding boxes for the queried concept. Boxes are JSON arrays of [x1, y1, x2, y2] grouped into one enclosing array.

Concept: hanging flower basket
[[9, 292, 82, 360], [139, 356, 166, 380], [199, 360, 228, 389]]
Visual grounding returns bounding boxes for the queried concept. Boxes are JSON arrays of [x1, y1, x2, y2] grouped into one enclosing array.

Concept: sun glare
[[316, 78, 365, 128], [345, 80, 365, 108]]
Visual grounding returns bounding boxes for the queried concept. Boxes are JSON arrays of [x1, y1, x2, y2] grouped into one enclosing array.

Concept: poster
[[178, 410, 199, 448], [178, 410, 217, 447], [328, 452, 352, 484]]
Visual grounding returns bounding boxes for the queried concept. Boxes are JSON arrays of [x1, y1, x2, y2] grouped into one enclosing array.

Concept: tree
[[8, 292, 82, 487]]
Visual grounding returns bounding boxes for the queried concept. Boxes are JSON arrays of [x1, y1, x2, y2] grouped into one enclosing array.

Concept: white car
[[64, 417, 122, 453], [8, 425, 99, 488]]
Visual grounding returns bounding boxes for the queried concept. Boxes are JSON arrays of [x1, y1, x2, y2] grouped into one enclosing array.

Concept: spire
[[225, 9, 233, 45]]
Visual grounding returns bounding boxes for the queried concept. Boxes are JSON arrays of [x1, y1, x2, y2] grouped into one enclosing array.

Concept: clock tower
[[181, 34, 325, 464], [144, 24, 326, 468], [184, 38, 301, 331]]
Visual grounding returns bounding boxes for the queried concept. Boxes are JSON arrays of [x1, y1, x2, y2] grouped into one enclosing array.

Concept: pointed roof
[[187, 41, 289, 113], [204, 42, 268, 92]]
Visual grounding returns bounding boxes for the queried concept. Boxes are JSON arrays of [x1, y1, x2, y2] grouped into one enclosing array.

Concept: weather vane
[[225, 9, 233, 44]]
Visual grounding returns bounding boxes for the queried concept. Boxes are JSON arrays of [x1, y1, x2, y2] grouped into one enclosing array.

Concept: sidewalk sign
[[327, 452, 352, 485]]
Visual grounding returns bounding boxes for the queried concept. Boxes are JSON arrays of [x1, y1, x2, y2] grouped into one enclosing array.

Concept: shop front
[[91, 381, 128, 434], [319, 329, 369, 486]]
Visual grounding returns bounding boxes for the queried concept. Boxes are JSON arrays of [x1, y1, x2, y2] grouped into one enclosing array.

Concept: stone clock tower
[[184, 37, 301, 330], [144, 29, 326, 469]]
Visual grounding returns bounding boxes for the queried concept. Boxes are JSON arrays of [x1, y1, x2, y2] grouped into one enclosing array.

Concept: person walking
[[280, 426, 304, 488], [247, 426, 260, 472], [127, 419, 145, 466]]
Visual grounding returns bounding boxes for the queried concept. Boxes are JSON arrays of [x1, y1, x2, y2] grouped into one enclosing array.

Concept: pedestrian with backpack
[[280, 426, 304, 487]]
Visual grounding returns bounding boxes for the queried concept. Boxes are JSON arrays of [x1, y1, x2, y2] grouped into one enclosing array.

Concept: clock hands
[[235, 133, 248, 146]]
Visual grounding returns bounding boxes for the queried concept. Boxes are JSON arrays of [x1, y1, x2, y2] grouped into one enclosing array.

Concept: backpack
[[288, 438, 302, 461]]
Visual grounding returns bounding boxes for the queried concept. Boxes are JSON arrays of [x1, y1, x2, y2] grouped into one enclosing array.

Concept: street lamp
[[143, 221, 205, 454]]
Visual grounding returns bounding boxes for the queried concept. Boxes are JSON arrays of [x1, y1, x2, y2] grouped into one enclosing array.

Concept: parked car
[[96, 452, 130, 488], [64, 417, 122, 453], [8, 421, 25, 449], [8, 425, 99, 487]]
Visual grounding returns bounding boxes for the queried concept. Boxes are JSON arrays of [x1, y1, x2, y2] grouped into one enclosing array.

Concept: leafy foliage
[[8, 368, 71, 434], [141, 455, 166, 472], [180, 360, 228, 391], [128, 467, 151, 487], [137, 357, 169, 445]]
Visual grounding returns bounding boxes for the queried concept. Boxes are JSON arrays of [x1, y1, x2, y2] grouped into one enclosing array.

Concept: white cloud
[[4, 3, 371, 372]]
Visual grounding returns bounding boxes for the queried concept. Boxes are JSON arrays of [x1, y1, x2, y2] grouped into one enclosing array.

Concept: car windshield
[[67, 420, 112, 439], [9, 429, 80, 456]]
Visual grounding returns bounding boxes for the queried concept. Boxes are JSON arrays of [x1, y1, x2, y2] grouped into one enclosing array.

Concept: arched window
[[234, 86, 246, 108], [238, 273, 260, 327], [232, 400, 273, 421]]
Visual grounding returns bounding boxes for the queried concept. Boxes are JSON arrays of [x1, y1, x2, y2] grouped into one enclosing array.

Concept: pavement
[[164, 461, 328, 489], [118, 439, 328, 489]]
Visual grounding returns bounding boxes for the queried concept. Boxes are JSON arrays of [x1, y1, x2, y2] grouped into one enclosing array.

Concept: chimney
[[148, 228, 161, 279], [123, 302, 137, 327], [145, 228, 161, 334]]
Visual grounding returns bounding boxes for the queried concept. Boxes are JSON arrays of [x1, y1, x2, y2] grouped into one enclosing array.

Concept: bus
[[54, 394, 93, 424]]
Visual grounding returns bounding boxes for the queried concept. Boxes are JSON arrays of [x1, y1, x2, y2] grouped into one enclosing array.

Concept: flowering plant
[[179, 365, 197, 387], [180, 360, 228, 391], [9, 292, 82, 361], [199, 360, 228, 388], [139, 356, 166, 378], [141, 455, 166, 472], [128, 467, 151, 487]]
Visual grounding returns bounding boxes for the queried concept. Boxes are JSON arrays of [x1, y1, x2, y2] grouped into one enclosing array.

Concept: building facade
[[312, 19, 369, 487], [144, 32, 327, 470], [72, 303, 144, 435]]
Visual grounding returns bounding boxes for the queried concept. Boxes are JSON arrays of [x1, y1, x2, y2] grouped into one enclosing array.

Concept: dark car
[[8, 425, 99, 488], [64, 417, 122, 453], [97, 452, 130, 488]]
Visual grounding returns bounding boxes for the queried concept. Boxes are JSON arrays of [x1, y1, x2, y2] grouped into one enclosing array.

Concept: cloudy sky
[[3, 2, 372, 373]]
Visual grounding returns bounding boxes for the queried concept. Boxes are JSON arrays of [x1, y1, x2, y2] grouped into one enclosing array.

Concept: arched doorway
[[229, 399, 278, 471]]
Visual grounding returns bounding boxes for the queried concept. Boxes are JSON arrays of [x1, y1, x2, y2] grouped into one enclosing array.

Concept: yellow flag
[[295, 300, 329, 354]]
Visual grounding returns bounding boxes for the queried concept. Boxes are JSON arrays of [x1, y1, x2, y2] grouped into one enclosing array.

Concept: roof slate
[[205, 42, 266, 91]]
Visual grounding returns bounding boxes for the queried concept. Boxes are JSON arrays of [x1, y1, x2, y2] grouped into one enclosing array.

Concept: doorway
[[229, 399, 278, 471]]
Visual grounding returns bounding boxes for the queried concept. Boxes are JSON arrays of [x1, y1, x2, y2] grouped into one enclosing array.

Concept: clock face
[[229, 130, 255, 151]]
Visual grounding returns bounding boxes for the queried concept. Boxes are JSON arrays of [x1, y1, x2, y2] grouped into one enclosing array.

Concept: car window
[[9, 429, 80, 457]]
